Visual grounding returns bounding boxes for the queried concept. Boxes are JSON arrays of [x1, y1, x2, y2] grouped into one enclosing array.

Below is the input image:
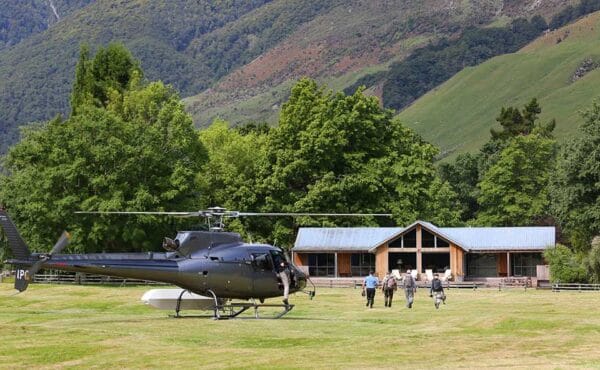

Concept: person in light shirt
[[362, 271, 379, 308]]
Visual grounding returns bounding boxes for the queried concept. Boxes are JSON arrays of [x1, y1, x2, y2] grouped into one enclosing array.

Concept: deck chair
[[442, 269, 452, 282], [392, 269, 402, 280], [410, 269, 418, 281], [425, 269, 433, 282]]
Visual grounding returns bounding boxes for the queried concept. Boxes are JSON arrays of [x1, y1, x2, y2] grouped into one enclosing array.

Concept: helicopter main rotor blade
[[27, 259, 46, 277], [50, 231, 71, 255], [236, 212, 392, 217], [75, 211, 199, 217], [75, 209, 392, 218], [28, 231, 72, 277]]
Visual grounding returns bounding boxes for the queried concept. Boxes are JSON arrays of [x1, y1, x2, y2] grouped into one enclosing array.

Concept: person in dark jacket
[[429, 273, 446, 309]]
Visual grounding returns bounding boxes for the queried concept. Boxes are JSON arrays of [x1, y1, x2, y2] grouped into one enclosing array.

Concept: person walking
[[429, 273, 446, 309], [273, 254, 291, 306], [382, 271, 397, 307], [362, 271, 379, 308], [403, 269, 417, 309]]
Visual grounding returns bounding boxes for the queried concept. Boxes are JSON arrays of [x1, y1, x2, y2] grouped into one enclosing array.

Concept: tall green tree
[[70, 42, 142, 116], [70, 44, 94, 116], [0, 47, 204, 252], [442, 98, 556, 224], [196, 120, 268, 236], [482, 98, 555, 174], [550, 99, 600, 252], [476, 134, 556, 226], [260, 78, 460, 246], [197, 120, 268, 208], [439, 152, 480, 221]]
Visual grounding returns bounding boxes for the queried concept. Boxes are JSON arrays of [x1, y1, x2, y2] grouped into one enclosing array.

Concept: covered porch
[[466, 251, 544, 278]]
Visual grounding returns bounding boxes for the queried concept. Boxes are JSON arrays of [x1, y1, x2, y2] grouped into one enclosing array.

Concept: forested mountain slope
[[0, 0, 572, 154], [397, 11, 600, 159], [0, 0, 333, 152], [0, 0, 93, 51], [184, 0, 571, 127]]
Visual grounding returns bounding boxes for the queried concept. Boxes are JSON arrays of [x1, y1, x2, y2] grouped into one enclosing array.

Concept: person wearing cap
[[362, 271, 379, 308], [403, 269, 417, 308]]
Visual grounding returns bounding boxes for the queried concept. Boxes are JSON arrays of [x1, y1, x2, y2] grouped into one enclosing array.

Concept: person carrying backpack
[[382, 271, 398, 307], [429, 273, 446, 309], [403, 270, 417, 309]]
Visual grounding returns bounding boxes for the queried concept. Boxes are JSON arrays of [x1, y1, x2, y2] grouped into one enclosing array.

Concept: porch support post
[[416, 224, 422, 277], [507, 252, 511, 277], [334, 252, 338, 278]]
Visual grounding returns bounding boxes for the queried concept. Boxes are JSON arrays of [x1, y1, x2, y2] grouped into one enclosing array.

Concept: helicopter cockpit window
[[251, 253, 273, 270], [269, 250, 287, 269]]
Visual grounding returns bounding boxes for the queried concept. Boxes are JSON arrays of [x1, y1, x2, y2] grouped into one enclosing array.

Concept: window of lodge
[[422, 229, 435, 247], [403, 229, 416, 248], [307, 253, 335, 277], [351, 253, 375, 277], [511, 253, 543, 277], [467, 253, 497, 277]]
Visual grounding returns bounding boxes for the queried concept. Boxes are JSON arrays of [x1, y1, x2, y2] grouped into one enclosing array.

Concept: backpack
[[386, 276, 397, 289], [432, 279, 443, 291], [404, 275, 416, 289]]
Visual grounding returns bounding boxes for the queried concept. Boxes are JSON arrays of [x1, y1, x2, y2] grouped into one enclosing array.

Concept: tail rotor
[[27, 231, 71, 277]]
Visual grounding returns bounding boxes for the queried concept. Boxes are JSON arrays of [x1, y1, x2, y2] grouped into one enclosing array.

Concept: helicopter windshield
[[270, 250, 288, 269]]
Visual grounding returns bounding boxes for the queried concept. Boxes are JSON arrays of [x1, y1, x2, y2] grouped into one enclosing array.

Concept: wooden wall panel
[[450, 244, 464, 278], [375, 244, 389, 279], [294, 252, 306, 267], [497, 253, 508, 277], [337, 253, 351, 277]]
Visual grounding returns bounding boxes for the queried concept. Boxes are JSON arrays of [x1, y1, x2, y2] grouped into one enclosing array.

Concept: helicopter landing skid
[[170, 302, 295, 319], [226, 302, 294, 320], [170, 290, 294, 319]]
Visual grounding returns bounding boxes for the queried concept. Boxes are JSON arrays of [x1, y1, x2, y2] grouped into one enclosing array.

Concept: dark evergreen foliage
[[549, 0, 600, 29]]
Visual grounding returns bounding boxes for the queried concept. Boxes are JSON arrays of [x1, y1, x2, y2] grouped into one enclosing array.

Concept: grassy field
[[1, 283, 600, 369], [398, 12, 600, 160]]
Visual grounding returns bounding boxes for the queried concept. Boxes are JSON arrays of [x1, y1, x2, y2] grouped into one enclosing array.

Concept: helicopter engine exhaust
[[162, 237, 180, 252]]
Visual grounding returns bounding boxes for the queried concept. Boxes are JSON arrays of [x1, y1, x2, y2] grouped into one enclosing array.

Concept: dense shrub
[[587, 238, 600, 283], [544, 244, 588, 283]]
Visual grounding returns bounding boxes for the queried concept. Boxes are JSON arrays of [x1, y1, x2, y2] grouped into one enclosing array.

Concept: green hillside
[[0, 0, 337, 153], [398, 12, 600, 159], [179, 1, 573, 128], [0, 0, 93, 51]]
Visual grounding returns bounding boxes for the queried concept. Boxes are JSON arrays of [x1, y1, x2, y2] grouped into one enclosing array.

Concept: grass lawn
[[1, 282, 599, 369]]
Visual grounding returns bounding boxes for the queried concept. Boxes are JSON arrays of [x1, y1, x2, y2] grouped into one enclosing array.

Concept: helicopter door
[[250, 252, 279, 296]]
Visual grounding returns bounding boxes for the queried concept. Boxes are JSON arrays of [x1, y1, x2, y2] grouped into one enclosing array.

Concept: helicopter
[[1, 207, 391, 319]]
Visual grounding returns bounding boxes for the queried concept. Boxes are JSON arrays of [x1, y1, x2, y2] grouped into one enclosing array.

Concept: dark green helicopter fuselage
[[9, 230, 307, 300]]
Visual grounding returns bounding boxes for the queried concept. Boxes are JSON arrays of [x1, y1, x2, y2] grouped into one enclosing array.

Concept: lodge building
[[292, 221, 555, 280]]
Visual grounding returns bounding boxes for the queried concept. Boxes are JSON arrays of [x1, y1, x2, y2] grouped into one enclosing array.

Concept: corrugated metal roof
[[293, 222, 556, 252], [293, 227, 404, 252], [439, 227, 555, 251]]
